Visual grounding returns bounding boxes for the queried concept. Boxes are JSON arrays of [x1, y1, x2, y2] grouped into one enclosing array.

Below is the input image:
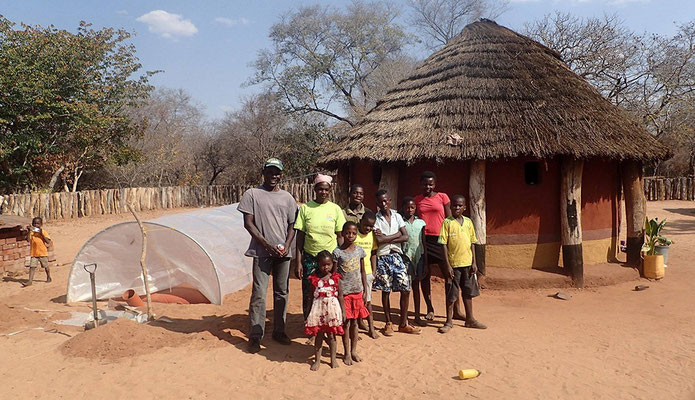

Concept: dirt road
[[1, 202, 693, 399]]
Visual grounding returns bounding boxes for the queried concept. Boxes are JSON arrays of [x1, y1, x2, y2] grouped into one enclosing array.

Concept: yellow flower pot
[[643, 254, 665, 279]]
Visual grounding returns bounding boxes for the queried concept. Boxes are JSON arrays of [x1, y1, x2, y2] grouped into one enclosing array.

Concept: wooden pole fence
[[0, 183, 323, 221], [643, 176, 695, 201]]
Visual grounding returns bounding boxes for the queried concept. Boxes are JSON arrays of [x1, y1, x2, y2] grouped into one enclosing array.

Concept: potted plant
[[641, 217, 666, 279], [655, 235, 673, 266]]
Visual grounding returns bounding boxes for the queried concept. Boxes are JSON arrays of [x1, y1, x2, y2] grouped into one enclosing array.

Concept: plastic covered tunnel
[[67, 204, 252, 305]]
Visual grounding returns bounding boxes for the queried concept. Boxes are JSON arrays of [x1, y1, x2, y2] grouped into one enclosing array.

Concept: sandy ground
[[1, 202, 694, 400]]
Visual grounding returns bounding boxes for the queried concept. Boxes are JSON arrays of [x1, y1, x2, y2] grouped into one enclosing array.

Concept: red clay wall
[[348, 157, 619, 268], [581, 159, 620, 237], [487, 157, 561, 243], [580, 159, 621, 263]]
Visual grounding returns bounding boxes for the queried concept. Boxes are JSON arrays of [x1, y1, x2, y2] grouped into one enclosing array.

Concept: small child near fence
[[22, 217, 52, 287]]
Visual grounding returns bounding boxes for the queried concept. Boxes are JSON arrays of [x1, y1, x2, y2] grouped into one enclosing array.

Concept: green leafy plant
[[642, 217, 669, 255], [657, 235, 674, 246]]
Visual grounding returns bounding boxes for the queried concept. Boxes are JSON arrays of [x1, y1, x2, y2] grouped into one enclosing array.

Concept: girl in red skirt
[[305, 250, 345, 371], [333, 221, 370, 366]]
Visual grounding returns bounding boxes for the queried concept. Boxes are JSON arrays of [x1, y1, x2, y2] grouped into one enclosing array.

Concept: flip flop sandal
[[398, 324, 421, 334], [553, 292, 572, 300], [437, 324, 453, 334], [464, 320, 487, 329], [382, 323, 394, 337]]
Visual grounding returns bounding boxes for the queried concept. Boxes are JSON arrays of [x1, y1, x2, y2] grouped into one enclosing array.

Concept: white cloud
[[214, 17, 251, 27], [136, 10, 198, 39]]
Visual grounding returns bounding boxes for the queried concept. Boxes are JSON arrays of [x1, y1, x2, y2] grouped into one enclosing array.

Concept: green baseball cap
[[263, 158, 284, 171]]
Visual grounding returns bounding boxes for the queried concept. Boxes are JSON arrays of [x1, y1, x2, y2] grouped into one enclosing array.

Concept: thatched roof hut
[[321, 20, 664, 285], [321, 19, 668, 165]]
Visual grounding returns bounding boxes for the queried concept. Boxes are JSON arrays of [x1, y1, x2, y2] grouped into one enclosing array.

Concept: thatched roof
[[321, 20, 670, 166]]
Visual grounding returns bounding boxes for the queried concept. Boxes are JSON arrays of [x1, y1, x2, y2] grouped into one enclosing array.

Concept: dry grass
[[321, 20, 669, 166]]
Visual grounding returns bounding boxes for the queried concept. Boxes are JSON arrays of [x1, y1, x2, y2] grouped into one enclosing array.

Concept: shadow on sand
[[662, 209, 695, 236], [50, 294, 67, 303], [151, 311, 315, 364]]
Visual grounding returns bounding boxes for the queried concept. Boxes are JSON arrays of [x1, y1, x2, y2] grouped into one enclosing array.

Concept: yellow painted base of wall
[[487, 237, 615, 269], [561, 237, 615, 266]]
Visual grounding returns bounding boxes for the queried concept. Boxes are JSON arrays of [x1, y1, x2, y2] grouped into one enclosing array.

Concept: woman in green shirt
[[294, 174, 346, 320]]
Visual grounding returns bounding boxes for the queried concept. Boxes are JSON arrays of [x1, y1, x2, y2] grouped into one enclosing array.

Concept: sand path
[[1, 202, 693, 399]]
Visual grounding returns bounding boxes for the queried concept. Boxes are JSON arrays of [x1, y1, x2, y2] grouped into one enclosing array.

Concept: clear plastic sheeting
[[67, 204, 252, 305]]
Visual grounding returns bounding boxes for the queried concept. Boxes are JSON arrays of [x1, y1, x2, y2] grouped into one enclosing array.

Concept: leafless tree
[[407, 0, 509, 50], [526, 13, 695, 175], [525, 12, 640, 104], [104, 88, 208, 187]]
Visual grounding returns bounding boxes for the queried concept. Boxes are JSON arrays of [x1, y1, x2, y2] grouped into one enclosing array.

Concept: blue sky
[[1, 0, 693, 120]]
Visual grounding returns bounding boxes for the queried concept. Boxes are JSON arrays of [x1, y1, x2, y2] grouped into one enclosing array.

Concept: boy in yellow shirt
[[438, 195, 486, 333], [23, 217, 52, 286]]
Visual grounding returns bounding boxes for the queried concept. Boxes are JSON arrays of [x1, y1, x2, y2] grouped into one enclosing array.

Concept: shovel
[[83, 263, 106, 330]]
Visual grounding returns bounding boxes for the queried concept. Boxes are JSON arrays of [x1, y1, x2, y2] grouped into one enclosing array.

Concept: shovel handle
[[84, 263, 97, 274]]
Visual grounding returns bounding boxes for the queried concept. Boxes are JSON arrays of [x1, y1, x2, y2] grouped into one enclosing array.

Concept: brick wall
[[0, 227, 56, 276]]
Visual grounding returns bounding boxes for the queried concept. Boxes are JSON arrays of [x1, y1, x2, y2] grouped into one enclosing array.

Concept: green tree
[[0, 16, 156, 193], [250, 1, 412, 126]]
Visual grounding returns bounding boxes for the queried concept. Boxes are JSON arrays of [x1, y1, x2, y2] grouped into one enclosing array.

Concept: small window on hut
[[524, 162, 541, 185]]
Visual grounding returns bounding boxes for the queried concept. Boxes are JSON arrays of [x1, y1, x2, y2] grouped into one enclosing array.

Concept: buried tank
[[66, 204, 253, 305]]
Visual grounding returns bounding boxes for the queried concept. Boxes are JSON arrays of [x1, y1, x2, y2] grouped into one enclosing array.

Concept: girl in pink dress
[[305, 250, 345, 371]]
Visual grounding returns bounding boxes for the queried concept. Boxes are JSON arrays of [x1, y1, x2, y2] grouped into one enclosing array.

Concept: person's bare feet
[[330, 359, 339, 369], [310, 359, 321, 371], [425, 311, 435, 321], [368, 329, 379, 339], [304, 336, 315, 345], [351, 351, 362, 362], [357, 319, 368, 330], [343, 353, 353, 366]]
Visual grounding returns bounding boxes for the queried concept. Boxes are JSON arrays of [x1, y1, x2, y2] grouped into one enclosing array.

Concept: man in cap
[[238, 158, 298, 353]]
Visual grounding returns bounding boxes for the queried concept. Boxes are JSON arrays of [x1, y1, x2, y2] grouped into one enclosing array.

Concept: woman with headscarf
[[294, 174, 347, 321]]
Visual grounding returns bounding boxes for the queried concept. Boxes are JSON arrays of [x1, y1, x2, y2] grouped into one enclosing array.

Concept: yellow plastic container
[[643, 254, 665, 279], [458, 369, 481, 380]]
